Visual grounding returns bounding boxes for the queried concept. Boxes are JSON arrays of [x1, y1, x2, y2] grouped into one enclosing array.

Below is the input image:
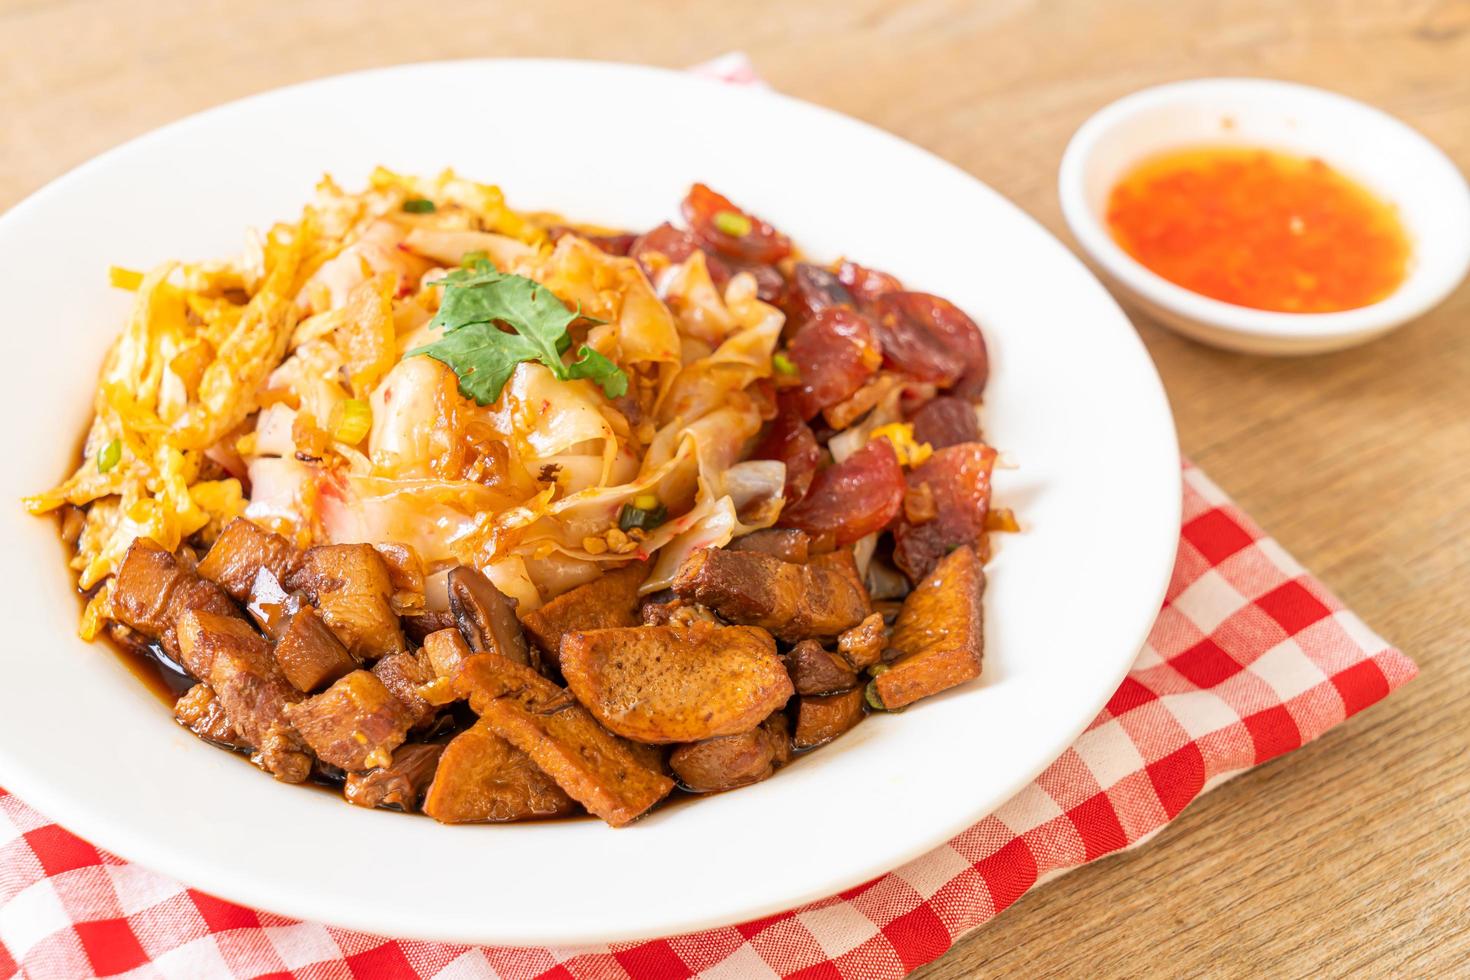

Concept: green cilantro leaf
[[409, 262, 628, 405], [565, 345, 628, 398]]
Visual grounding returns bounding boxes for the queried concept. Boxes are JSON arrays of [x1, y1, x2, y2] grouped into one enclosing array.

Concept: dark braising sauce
[[109, 631, 195, 704]]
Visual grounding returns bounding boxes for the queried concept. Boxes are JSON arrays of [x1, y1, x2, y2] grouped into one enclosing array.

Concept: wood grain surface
[[3, 1, 1467, 975]]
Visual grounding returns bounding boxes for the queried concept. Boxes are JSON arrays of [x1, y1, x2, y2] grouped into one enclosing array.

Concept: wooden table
[[3, 0, 1467, 975]]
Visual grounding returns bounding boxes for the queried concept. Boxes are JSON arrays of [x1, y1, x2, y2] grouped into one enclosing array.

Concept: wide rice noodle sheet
[[33, 173, 792, 617]]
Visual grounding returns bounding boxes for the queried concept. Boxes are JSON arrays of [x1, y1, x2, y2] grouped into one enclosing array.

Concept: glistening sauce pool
[[1106, 146, 1411, 313]]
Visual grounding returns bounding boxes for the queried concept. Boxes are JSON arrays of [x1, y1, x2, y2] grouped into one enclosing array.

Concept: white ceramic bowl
[[0, 60, 1180, 945], [1059, 78, 1470, 355]]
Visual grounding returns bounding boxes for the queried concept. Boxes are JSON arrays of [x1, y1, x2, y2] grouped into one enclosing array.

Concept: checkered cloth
[[0, 58, 1416, 979], [0, 462, 1414, 979]]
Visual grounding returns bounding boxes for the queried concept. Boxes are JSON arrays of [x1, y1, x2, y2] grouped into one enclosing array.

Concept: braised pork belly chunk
[[197, 518, 302, 602], [785, 640, 860, 696], [42, 179, 1011, 828], [726, 527, 811, 564], [671, 548, 869, 642], [112, 539, 238, 661], [837, 613, 888, 671], [794, 688, 867, 750], [285, 545, 405, 660], [284, 670, 412, 771], [174, 683, 245, 750], [670, 714, 792, 793], [346, 742, 445, 813], [370, 646, 452, 730], [176, 609, 311, 782], [273, 607, 356, 693]]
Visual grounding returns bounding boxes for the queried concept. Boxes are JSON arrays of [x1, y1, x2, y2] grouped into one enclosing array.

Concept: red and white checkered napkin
[[0, 463, 1415, 979], [0, 58, 1418, 980]]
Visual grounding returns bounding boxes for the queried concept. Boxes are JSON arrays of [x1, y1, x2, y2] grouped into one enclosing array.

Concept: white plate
[[0, 60, 1179, 945]]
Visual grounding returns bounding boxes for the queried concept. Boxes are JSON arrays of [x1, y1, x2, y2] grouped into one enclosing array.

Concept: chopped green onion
[[330, 398, 373, 445], [864, 671, 905, 712], [772, 352, 799, 377], [864, 678, 885, 711], [97, 438, 122, 474], [713, 210, 752, 237], [618, 500, 668, 532], [402, 198, 437, 214]]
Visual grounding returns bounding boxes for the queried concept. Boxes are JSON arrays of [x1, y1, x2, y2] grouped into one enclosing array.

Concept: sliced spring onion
[[330, 398, 373, 445], [713, 210, 752, 237], [618, 500, 668, 532], [402, 198, 437, 214], [772, 352, 799, 377], [97, 438, 122, 474]]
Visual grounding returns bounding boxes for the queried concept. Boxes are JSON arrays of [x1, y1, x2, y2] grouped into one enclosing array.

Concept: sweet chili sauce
[[1105, 146, 1410, 313]]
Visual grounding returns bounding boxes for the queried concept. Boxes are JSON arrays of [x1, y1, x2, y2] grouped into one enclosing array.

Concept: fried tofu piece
[[422, 719, 578, 823], [453, 654, 674, 827], [273, 606, 357, 693], [112, 538, 239, 662], [284, 670, 412, 771], [174, 683, 245, 750], [176, 610, 310, 782], [345, 742, 445, 813], [670, 713, 790, 793], [197, 518, 302, 602], [518, 562, 646, 669], [671, 547, 870, 642], [561, 623, 792, 744], [870, 546, 985, 710], [793, 688, 866, 749], [286, 544, 404, 660], [785, 640, 860, 695], [837, 612, 887, 671], [447, 566, 530, 665], [728, 527, 810, 564]]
